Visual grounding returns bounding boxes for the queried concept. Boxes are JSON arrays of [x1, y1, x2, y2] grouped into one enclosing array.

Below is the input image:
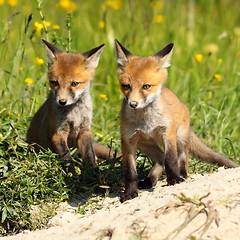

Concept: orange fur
[[115, 39, 239, 202], [27, 39, 117, 168]]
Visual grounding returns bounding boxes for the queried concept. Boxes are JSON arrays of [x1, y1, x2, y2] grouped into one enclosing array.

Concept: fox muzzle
[[129, 101, 138, 109], [58, 99, 67, 106]]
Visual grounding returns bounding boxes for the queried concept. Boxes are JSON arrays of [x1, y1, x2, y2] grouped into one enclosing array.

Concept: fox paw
[[138, 178, 153, 189], [120, 190, 138, 203], [167, 176, 185, 185]]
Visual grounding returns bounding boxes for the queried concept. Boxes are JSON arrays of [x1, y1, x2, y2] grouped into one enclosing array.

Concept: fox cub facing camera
[[115, 39, 239, 202], [27, 39, 116, 168]]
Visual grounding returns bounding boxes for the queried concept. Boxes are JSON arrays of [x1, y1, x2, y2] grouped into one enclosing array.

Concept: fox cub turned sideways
[[27, 39, 116, 168], [115, 39, 239, 202]]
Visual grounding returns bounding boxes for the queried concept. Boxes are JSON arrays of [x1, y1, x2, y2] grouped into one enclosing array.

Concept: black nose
[[59, 99, 67, 106], [129, 101, 138, 108]]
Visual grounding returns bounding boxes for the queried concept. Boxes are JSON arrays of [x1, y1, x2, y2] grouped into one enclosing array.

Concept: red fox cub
[[27, 39, 114, 168], [115, 39, 239, 202]]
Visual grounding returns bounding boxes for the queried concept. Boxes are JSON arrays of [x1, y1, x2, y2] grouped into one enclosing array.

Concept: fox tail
[[189, 130, 239, 168], [93, 142, 121, 161]]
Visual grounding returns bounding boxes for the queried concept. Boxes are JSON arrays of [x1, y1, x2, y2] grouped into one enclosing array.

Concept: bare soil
[[2, 167, 240, 240]]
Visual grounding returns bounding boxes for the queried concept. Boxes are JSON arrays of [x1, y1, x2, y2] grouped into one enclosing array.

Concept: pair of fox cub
[[27, 39, 239, 202]]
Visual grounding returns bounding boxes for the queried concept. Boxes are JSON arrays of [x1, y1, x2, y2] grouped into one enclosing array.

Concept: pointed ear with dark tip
[[115, 39, 132, 69], [154, 43, 174, 69], [41, 38, 63, 66], [83, 44, 105, 70]]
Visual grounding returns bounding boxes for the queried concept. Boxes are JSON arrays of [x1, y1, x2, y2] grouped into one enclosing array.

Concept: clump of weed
[[96, 228, 114, 240], [163, 193, 219, 240], [0, 109, 123, 236], [128, 220, 150, 240], [0, 138, 70, 235], [0, 111, 70, 235]]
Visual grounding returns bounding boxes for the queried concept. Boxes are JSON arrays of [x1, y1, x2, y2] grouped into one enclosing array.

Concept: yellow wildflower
[[34, 21, 44, 36], [104, 0, 123, 10], [17, 113, 21, 117], [99, 94, 108, 101], [99, 21, 105, 29], [35, 57, 44, 65], [60, 0, 70, 9], [194, 54, 203, 63], [214, 74, 222, 82], [69, 1, 77, 11], [34, 21, 44, 31], [0, 0, 5, 5], [59, 0, 77, 12], [218, 58, 223, 64], [154, 15, 164, 23], [53, 24, 60, 30], [19, 67, 23, 71], [43, 21, 51, 28], [24, 78, 34, 85], [8, 0, 17, 6]]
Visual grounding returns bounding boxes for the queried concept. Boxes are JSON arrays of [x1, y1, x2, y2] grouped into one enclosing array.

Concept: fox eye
[[71, 81, 79, 87], [121, 84, 131, 90], [50, 81, 59, 87], [142, 84, 151, 90]]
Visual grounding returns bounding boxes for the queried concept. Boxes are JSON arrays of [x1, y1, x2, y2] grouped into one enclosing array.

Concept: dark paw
[[180, 170, 188, 180], [138, 178, 153, 189], [120, 190, 138, 203], [167, 176, 185, 185]]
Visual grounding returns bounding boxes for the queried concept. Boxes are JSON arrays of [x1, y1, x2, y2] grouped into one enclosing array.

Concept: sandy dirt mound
[[2, 167, 240, 240]]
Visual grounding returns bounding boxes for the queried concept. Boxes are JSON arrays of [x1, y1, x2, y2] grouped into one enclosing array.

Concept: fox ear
[[41, 39, 63, 66], [115, 39, 132, 69], [154, 43, 174, 69], [83, 44, 105, 70]]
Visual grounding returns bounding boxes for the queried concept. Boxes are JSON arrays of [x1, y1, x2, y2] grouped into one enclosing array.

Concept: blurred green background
[[0, 0, 239, 234], [1, 0, 240, 146]]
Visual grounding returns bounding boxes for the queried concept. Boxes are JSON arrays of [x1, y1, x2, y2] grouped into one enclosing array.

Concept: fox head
[[115, 39, 173, 109], [42, 39, 105, 106]]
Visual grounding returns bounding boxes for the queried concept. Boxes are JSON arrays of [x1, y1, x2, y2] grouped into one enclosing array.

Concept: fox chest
[[122, 107, 169, 141], [55, 105, 92, 140]]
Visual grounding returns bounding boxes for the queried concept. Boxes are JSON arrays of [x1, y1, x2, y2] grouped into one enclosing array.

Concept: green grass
[[0, 0, 239, 235]]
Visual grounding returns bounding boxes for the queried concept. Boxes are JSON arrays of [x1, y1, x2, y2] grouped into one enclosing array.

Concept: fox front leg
[[77, 129, 98, 168], [137, 142, 164, 189], [51, 132, 71, 159], [120, 136, 139, 202], [163, 129, 184, 185]]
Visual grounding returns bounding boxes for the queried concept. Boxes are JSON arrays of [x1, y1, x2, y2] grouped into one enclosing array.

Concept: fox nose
[[59, 99, 67, 106], [129, 101, 138, 109]]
